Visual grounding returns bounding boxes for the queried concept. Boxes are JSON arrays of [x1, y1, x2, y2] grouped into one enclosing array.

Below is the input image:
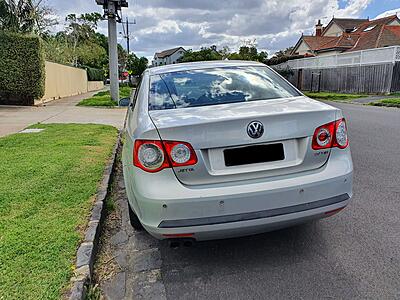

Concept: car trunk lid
[[149, 96, 338, 185]]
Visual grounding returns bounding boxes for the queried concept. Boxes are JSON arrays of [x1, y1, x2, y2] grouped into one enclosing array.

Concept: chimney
[[316, 19, 323, 37]]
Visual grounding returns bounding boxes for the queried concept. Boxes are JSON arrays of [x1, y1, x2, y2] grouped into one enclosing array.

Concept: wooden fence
[[277, 46, 400, 94], [286, 62, 400, 94], [391, 62, 400, 92]]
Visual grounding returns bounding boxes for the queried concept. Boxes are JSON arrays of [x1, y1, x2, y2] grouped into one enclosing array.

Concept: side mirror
[[118, 97, 130, 107]]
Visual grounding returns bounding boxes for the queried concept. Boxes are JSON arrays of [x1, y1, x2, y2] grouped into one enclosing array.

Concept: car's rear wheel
[[128, 202, 144, 230]]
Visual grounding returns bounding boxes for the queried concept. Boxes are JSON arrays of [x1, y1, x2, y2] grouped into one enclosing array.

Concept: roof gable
[[155, 47, 186, 59], [323, 18, 368, 36], [376, 26, 400, 48]]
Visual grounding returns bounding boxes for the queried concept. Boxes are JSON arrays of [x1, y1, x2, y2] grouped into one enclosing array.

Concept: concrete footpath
[[0, 91, 127, 137]]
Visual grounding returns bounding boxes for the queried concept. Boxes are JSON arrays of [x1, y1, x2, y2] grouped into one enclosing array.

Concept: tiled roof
[[346, 15, 400, 52], [326, 18, 368, 32], [155, 47, 185, 58], [317, 33, 359, 51], [302, 36, 338, 50], [294, 15, 400, 54], [352, 15, 399, 33]]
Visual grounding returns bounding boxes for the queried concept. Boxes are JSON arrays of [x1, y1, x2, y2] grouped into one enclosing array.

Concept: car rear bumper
[[126, 148, 353, 241], [158, 193, 349, 228], [143, 195, 350, 241]]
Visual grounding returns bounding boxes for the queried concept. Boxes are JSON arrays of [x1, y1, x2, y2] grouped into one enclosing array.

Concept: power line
[[120, 17, 136, 54]]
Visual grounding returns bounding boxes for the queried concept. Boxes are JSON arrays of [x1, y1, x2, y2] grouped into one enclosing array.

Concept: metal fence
[[279, 46, 400, 70]]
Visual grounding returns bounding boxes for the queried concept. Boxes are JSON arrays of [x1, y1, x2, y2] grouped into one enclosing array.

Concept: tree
[[273, 47, 294, 58], [179, 47, 223, 63], [126, 53, 148, 76], [228, 46, 268, 63], [218, 46, 231, 60], [42, 11, 111, 70], [118, 44, 128, 70], [0, 0, 57, 36], [266, 47, 298, 66], [65, 13, 103, 43], [43, 34, 74, 65], [76, 42, 107, 69], [60, 12, 108, 67]]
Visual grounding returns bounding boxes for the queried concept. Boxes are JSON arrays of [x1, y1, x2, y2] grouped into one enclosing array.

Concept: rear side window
[[149, 66, 300, 110]]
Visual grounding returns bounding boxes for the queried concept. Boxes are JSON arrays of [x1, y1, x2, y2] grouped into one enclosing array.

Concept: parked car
[[121, 61, 353, 242]]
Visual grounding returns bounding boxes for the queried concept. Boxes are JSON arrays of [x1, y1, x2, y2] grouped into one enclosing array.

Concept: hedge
[[86, 66, 105, 81], [0, 32, 45, 105]]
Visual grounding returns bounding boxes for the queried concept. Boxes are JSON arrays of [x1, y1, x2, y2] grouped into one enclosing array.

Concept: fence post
[[318, 71, 322, 93], [310, 73, 314, 92]]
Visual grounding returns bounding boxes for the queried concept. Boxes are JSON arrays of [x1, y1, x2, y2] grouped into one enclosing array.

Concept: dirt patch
[[93, 161, 123, 284]]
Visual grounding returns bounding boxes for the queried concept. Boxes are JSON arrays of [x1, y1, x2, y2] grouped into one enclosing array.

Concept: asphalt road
[[99, 102, 400, 300]]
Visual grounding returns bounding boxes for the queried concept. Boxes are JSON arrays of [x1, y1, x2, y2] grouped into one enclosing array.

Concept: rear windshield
[[148, 66, 301, 110]]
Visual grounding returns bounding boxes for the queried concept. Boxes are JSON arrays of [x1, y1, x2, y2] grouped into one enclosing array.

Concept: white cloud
[[374, 7, 400, 20], [50, 0, 373, 58]]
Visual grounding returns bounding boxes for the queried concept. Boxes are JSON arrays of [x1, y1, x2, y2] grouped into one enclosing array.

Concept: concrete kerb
[[68, 130, 122, 300]]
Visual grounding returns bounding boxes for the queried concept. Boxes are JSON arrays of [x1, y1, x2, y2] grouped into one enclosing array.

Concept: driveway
[[0, 91, 127, 137], [96, 103, 400, 300]]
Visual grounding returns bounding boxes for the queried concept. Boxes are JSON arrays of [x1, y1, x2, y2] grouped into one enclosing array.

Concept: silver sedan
[[121, 61, 353, 242]]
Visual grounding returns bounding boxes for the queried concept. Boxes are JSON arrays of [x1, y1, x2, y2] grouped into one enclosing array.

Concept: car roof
[[147, 60, 266, 75]]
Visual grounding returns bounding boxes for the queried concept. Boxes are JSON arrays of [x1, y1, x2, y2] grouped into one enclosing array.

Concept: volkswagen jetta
[[121, 61, 353, 241]]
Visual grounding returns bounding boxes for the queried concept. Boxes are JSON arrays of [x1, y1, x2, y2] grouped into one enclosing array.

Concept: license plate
[[224, 143, 285, 167]]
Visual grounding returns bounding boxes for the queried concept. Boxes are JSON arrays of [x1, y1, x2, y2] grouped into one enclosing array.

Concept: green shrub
[[86, 66, 105, 81], [0, 32, 45, 105]]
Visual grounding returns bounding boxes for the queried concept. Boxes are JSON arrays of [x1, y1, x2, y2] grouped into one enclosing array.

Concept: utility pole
[[121, 17, 136, 53], [95, 0, 128, 102], [107, 1, 119, 102], [121, 17, 136, 84], [126, 17, 130, 54]]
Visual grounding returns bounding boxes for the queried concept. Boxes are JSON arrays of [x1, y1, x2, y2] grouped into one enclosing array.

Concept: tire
[[128, 201, 144, 230]]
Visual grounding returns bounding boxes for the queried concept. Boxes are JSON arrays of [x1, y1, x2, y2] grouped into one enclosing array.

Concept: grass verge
[[303, 92, 365, 101], [369, 98, 400, 108], [0, 124, 118, 299], [77, 87, 132, 107]]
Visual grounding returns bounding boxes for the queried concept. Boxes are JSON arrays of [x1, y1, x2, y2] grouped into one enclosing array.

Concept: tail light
[[333, 119, 349, 149], [312, 118, 349, 150], [134, 140, 197, 172]]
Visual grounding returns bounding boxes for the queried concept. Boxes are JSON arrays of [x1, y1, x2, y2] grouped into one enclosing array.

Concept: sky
[[48, 0, 400, 60]]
